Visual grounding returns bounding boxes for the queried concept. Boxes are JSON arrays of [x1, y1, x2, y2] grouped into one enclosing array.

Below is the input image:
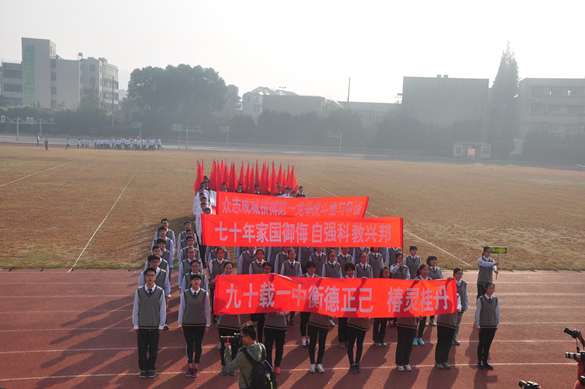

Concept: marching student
[[154, 238, 172, 273], [413, 264, 430, 346], [373, 267, 391, 347], [273, 247, 289, 275], [404, 246, 421, 280], [296, 186, 306, 197], [310, 247, 327, 277], [352, 247, 369, 264], [254, 183, 261, 195], [435, 293, 461, 370], [132, 267, 166, 378], [154, 218, 177, 246], [307, 273, 331, 374], [368, 247, 385, 278], [347, 309, 368, 374], [206, 245, 230, 268], [248, 249, 267, 329], [477, 246, 498, 299], [217, 262, 241, 376], [178, 245, 198, 288], [146, 245, 169, 273], [452, 268, 468, 345], [181, 259, 207, 292], [255, 262, 273, 343], [389, 252, 409, 327], [386, 247, 402, 268], [178, 274, 211, 378], [264, 309, 289, 374], [235, 182, 244, 193], [280, 249, 301, 326], [178, 236, 198, 275], [322, 249, 342, 278], [208, 247, 229, 326], [300, 261, 318, 347], [337, 247, 354, 277], [427, 256, 444, 326], [138, 255, 171, 330], [338, 263, 356, 348], [221, 183, 228, 192], [66, 139, 70, 149], [152, 227, 175, 279], [356, 252, 373, 279], [176, 221, 193, 254], [475, 281, 500, 370], [237, 247, 257, 275]]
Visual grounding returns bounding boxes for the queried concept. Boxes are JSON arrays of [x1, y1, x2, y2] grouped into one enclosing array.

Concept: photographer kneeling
[[566, 329, 585, 389], [224, 323, 268, 389]]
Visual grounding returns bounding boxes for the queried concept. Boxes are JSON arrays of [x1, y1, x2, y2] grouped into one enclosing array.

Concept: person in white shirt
[[413, 265, 431, 346], [477, 246, 498, 299]]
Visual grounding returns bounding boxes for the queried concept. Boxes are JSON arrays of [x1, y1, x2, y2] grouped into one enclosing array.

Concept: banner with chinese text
[[202, 214, 402, 247], [214, 274, 457, 318], [216, 192, 369, 218]]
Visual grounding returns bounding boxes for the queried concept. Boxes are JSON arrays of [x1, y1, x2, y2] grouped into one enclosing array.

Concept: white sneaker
[[397, 365, 405, 372], [404, 364, 412, 371], [309, 364, 316, 373], [317, 364, 324, 373]]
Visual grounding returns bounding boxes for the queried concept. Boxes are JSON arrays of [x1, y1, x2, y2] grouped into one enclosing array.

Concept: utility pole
[[111, 75, 115, 128], [346, 77, 351, 109]]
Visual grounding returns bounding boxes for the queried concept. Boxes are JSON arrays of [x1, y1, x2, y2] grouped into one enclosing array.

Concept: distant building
[[402, 75, 488, 128], [0, 38, 118, 110], [242, 86, 343, 121], [517, 78, 585, 138], [339, 101, 401, 125]]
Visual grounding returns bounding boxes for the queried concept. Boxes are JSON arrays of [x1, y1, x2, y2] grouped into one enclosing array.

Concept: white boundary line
[[0, 362, 575, 382], [68, 164, 142, 273], [0, 159, 79, 188], [296, 175, 472, 267]]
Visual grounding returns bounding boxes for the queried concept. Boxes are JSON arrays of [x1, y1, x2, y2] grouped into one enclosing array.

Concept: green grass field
[[1, 144, 584, 270]]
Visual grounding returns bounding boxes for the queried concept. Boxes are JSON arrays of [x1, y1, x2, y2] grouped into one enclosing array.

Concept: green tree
[[484, 42, 519, 156], [222, 84, 241, 115]]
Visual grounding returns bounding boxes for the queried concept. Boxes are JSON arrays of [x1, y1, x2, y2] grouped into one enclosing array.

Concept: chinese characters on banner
[[201, 215, 403, 247], [215, 274, 457, 318], [215, 192, 369, 218]]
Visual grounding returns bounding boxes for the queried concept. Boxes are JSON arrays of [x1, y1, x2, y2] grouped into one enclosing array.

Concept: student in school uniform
[[310, 247, 327, 277], [139, 255, 171, 331], [273, 247, 289, 275], [147, 245, 169, 273], [154, 218, 176, 246], [237, 247, 257, 275], [217, 262, 241, 376], [386, 247, 402, 268], [322, 250, 342, 278], [235, 182, 244, 193], [181, 259, 207, 292], [208, 248, 229, 326], [477, 247, 498, 299], [452, 268, 468, 345], [352, 247, 369, 264], [256, 262, 272, 343], [264, 309, 289, 374], [280, 249, 301, 326], [435, 293, 461, 370], [356, 252, 373, 279], [427, 256, 444, 326], [178, 235, 198, 272], [132, 267, 167, 378], [373, 267, 391, 347], [347, 311, 368, 374], [404, 246, 421, 280], [267, 246, 282, 270], [155, 239, 172, 272], [221, 183, 228, 192], [475, 281, 500, 370], [389, 252, 409, 326], [368, 247, 385, 278], [297, 246, 314, 274], [307, 282, 331, 374], [326, 247, 340, 256], [152, 227, 175, 280], [176, 221, 193, 254], [338, 263, 356, 348], [300, 261, 318, 348], [248, 249, 267, 328], [296, 186, 306, 197], [179, 246, 199, 289], [395, 306, 418, 372], [413, 264, 431, 346], [254, 184, 261, 195], [178, 274, 211, 378], [337, 247, 354, 278]]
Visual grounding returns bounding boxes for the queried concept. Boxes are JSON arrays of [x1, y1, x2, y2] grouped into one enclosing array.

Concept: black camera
[[564, 327, 580, 339], [565, 352, 585, 360], [220, 333, 241, 346], [518, 381, 539, 389], [580, 376, 585, 386]]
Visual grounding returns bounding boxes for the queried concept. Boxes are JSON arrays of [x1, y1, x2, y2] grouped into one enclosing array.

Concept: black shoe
[[350, 364, 357, 374], [148, 369, 156, 378], [139, 370, 147, 378], [478, 362, 485, 370], [356, 363, 361, 373], [483, 362, 494, 370]]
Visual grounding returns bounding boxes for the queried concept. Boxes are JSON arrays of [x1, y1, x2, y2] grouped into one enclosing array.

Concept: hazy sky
[[2, 0, 585, 103]]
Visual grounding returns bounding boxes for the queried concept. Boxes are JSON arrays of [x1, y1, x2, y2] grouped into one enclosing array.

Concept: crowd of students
[[132, 186, 501, 382], [63, 138, 163, 150]]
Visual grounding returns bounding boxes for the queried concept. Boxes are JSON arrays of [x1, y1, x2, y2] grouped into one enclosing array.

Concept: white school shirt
[[138, 267, 171, 297], [178, 287, 211, 327], [390, 264, 411, 280], [474, 294, 500, 328], [477, 256, 498, 272]]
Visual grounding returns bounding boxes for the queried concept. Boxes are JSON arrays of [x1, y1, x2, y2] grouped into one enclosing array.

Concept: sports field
[[1, 144, 584, 388], [0, 144, 584, 270]]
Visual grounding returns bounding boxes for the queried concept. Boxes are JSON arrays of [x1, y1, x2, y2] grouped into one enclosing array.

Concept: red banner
[[215, 192, 369, 218], [202, 214, 402, 247], [214, 275, 457, 318]]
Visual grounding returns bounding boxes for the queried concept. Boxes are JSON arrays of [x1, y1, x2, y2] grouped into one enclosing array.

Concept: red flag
[[245, 163, 252, 193], [286, 164, 290, 188], [254, 160, 260, 190], [270, 161, 277, 196], [277, 163, 283, 189], [229, 163, 238, 192], [223, 161, 229, 190], [289, 165, 297, 191], [193, 160, 200, 190], [247, 164, 254, 193], [218, 160, 224, 186], [239, 161, 245, 191], [209, 160, 217, 191], [214, 161, 221, 193]]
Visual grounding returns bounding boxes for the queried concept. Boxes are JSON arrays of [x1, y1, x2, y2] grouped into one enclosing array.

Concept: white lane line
[[68, 164, 143, 273], [0, 362, 574, 382], [297, 175, 471, 267], [0, 339, 576, 354], [0, 159, 79, 188]]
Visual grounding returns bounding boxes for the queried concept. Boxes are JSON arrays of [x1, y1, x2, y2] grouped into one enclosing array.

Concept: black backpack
[[241, 345, 278, 389]]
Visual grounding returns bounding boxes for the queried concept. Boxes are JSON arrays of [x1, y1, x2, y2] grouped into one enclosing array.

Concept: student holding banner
[[338, 263, 356, 348], [310, 248, 327, 277], [373, 267, 391, 346], [322, 250, 342, 278], [300, 261, 318, 347], [280, 249, 301, 326], [356, 252, 373, 278], [368, 247, 385, 278], [404, 246, 421, 280], [337, 247, 354, 278], [389, 252, 409, 327], [217, 262, 241, 377], [414, 264, 431, 346]]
